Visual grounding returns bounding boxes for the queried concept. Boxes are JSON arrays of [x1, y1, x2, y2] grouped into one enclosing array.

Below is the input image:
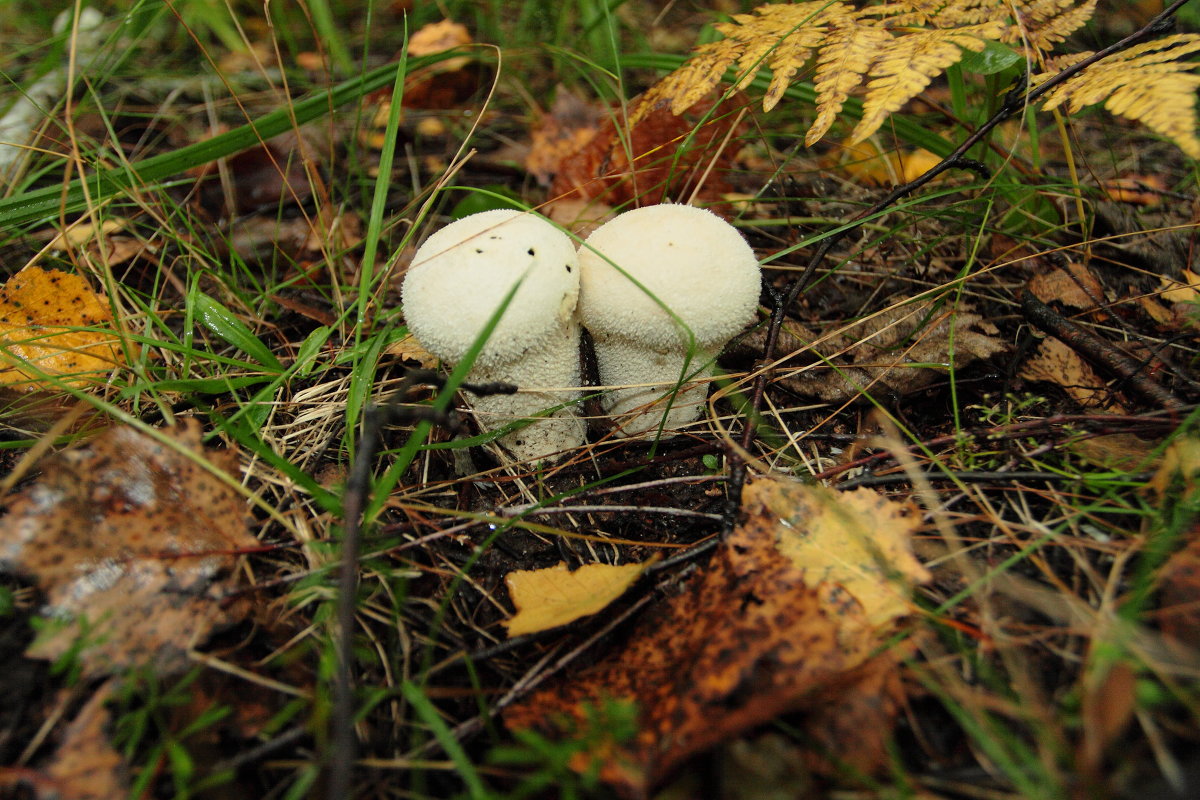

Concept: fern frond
[[642, 2, 851, 118], [1004, 0, 1098, 53], [1040, 34, 1200, 158], [807, 20, 894, 143], [850, 21, 1005, 143]]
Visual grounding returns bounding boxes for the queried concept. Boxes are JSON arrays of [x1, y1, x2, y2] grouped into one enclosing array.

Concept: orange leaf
[[504, 475, 928, 795], [0, 267, 124, 390]]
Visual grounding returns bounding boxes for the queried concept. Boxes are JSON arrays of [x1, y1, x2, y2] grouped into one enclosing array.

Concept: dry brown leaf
[[504, 558, 656, 637], [1069, 433, 1157, 472], [1020, 337, 1120, 410], [0, 421, 256, 676], [546, 91, 750, 211], [1160, 268, 1200, 305], [742, 300, 1006, 402], [44, 682, 128, 800], [1028, 262, 1107, 312], [385, 332, 439, 368], [1158, 527, 1200, 651], [504, 475, 927, 796], [1147, 435, 1200, 503], [526, 86, 607, 187], [0, 267, 124, 391]]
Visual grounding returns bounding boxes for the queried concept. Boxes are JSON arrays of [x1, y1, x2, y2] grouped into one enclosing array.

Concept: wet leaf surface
[[504, 475, 928, 797], [0, 421, 256, 676], [0, 267, 124, 391]]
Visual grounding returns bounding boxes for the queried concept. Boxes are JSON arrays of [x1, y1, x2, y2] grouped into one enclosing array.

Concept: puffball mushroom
[[401, 209, 585, 462], [577, 204, 761, 437]]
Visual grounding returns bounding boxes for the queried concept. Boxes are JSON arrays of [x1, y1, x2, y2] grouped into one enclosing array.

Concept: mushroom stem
[[592, 336, 717, 437], [464, 318, 585, 462]]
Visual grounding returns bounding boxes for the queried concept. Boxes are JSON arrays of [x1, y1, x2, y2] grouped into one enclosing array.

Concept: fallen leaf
[[45, 218, 129, 251], [44, 682, 128, 800], [1159, 268, 1200, 305], [526, 86, 607, 187], [1069, 433, 1157, 472], [504, 476, 928, 796], [735, 300, 1006, 403], [1102, 174, 1167, 206], [504, 558, 656, 637], [824, 141, 942, 185], [385, 332, 439, 368], [1158, 527, 1200, 650], [1147, 435, 1200, 503], [1020, 337, 1122, 410], [546, 91, 751, 211], [1028, 262, 1107, 313], [0, 267, 125, 391], [769, 483, 930, 631], [0, 421, 256, 676]]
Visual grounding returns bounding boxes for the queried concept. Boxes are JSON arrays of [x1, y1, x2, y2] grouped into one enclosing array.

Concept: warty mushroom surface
[[400, 209, 584, 462], [576, 203, 761, 437]]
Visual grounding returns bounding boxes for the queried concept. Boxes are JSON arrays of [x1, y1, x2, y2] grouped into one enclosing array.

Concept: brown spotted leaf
[[0, 267, 125, 391], [44, 682, 128, 800], [0, 421, 255, 676], [504, 476, 927, 796]]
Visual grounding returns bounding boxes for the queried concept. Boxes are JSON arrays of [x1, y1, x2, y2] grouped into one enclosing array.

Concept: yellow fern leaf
[[1004, 0, 1098, 52], [807, 20, 894, 143], [850, 21, 1005, 144], [640, 1, 856, 117], [1040, 34, 1200, 158]]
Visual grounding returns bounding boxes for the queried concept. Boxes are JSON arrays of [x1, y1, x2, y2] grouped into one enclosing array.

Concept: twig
[[499, 504, 724, 521], [328, 370, 515, 800], [728, 0, 1192, 514], [1020, 291, 1187, 411]]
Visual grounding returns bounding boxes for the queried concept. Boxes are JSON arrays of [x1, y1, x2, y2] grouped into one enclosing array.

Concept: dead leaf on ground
[[1028, 261, 1108, 314], [385, 332, 439, 368], [1102, 174, 1167, 206], [1159, 268, 1200, 305], [0, 267, 125, 391], [0, 421, 256, 676], [1068, 433, 1157, 472], [504, 558, 656, 637], [823, 140, 942, 185], [43, 682, 128, 800], [504, 476, 928, 797], [735, 300, 1006, 403], [1148, 436, 1200, 650], [1020, 336, 1124, 411], [542, 91, 751, 211]]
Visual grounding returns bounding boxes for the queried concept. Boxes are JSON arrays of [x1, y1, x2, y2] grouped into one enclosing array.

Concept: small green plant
[[488, 699, 639, 800]]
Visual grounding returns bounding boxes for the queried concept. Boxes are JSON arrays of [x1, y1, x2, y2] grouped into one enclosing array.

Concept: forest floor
[[0, 2, 1199, 799]]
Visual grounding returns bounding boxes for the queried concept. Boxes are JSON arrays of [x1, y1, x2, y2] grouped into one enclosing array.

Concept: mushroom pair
[[400, 205, 761, 463]]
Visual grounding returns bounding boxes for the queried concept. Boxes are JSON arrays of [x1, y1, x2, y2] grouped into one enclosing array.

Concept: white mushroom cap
[[401, 209, 584, 462], [576, 204, 761, 437]]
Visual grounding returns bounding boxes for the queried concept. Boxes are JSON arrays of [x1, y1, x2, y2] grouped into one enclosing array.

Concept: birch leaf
[[504, 558, 655, 637]]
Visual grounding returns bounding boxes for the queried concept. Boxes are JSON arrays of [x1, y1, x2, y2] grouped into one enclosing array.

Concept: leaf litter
[[0, 420, 256, 677], [504, 475, 928, 797]]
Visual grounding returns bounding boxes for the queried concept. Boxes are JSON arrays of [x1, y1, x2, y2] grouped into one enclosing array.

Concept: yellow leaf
[[850, 22, 1002, 145], [1147, 436, 1200, 504], [504, 558, 656, 637], [0, 267, 125, 390], [1040, 34, 1200, 159], [747, 477, 930, 631], [1160, 268, 1200, 305]]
